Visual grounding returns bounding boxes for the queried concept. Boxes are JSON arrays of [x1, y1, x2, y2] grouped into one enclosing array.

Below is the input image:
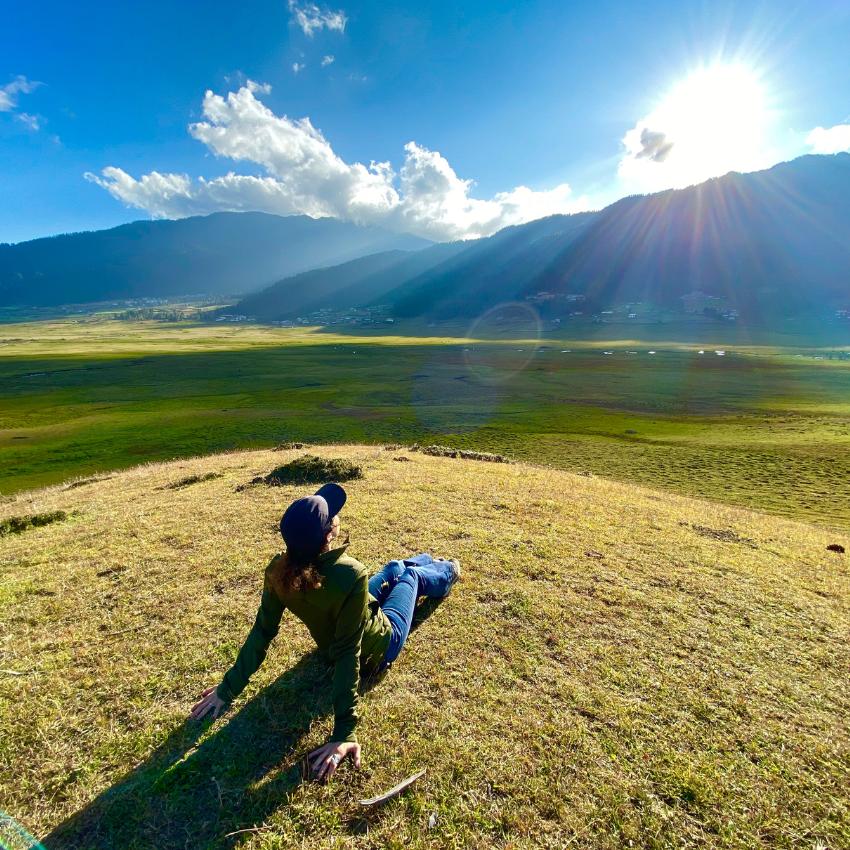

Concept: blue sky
[[2, 0, 849, 243]]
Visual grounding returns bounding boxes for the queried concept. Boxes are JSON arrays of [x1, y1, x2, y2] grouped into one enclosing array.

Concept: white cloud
[[806, 124, 850, 155], [321, 55, 335, 67], [1, 76, 46, 134], [16, 112, 41, 131], [292, 62, 306, 74], [87, 81, 589, 240], [1, 76, 46, 133], [0, 75, 40, 112], [288, 0, 347, 37]]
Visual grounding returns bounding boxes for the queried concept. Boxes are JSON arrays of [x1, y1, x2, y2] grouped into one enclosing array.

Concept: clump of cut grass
[[243, 455, 363, 489], [0, 510, 67, 537], [274, 441, 308, 451], [64, 475, 113, 490], [163, 472, 223, 490], [410, 444, 513, 463]]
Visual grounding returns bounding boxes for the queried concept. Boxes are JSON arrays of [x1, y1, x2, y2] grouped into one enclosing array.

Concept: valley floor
[[2, 319, 850, 529]]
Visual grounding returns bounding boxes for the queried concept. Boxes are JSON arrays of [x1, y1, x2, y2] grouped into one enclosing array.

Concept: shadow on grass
[[42, 597, 446, 850]]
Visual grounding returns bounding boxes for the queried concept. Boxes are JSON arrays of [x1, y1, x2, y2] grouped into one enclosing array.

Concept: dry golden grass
[[1, 446, 848, 849]]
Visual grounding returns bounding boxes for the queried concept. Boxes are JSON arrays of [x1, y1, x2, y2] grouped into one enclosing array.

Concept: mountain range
[[232, 153, 850, 323], [3, 153, 849, 320], [0, 213, 429, 307]]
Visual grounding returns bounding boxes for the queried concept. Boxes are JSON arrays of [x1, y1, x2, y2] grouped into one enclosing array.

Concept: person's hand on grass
[[190, 685, 227, 720], [308, 741, 361, 783]]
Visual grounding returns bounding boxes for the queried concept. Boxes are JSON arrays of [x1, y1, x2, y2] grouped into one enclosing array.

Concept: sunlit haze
[[619, 63, 775, 192]]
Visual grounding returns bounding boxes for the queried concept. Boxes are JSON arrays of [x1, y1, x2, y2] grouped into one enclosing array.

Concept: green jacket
[[216, 545, 393, 742]]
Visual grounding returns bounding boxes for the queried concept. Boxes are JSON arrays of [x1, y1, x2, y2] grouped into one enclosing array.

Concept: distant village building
[[525, 291, 558, 304], [525, 291, 586, 305], [680, 290, 729, 315]]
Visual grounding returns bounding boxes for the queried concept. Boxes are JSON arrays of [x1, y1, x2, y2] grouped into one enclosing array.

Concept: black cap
[[279, 483, 347, 560]]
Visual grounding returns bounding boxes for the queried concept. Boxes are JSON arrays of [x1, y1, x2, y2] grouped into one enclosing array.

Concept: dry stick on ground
[[223, 825, 272, 839], [359, 769, 427, 807]]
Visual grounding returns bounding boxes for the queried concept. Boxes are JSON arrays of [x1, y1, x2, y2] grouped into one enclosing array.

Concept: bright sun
[[620, 62, 774, 190]]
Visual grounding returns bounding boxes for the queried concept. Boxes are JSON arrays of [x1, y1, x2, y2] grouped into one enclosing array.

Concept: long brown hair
[[266, 550, 324, 596]]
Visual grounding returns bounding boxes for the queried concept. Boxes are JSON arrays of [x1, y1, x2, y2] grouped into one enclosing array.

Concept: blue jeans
[[368, 553, 456, 672]]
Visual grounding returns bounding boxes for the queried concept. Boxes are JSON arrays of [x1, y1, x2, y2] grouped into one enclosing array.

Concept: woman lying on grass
[[190, 482, 461, 783]]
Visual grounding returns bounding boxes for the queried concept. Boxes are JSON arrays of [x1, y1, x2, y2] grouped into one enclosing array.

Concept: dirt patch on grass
[[273, 441, 308, 451], [681, 522, 758, 548], [0, 510, 68, 537], [320, 401, 385, 421]]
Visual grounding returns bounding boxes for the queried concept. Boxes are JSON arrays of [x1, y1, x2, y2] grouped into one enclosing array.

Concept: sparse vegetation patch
[[682, 521, 758, 548], [274, 441, 308, 451], [163, 472, 223, 490], [64, 475, 113, 490], [242, 455, 363, 489], [0, 510, 67, 537], [410, 444, 513, 463]]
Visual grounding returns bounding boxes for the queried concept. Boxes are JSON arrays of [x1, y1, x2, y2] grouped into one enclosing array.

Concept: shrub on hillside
[[0, 510, 68, 537], [409, 444, 513, 463], [164, 472, 222, 490], [242, 455, 363, 489]]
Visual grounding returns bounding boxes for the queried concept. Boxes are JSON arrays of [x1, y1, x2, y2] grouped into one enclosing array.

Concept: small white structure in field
[[698, 350, 705, 354], [715, 350, 726, 356], [648, 350, 656, 355]]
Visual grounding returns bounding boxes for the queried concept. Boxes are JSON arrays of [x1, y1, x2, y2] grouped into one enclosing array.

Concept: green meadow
[[2, 318, 849, 528]]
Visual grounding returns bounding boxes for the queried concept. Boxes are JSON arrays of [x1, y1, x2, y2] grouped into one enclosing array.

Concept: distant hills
[[4, 154, 850, 321], [234, 153, 850, 323], [230, 212, 598, 320], [0, 212, 429, 307], [529, 152, 850, 321]]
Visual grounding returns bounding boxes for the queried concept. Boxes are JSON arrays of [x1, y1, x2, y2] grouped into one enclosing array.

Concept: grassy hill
[[2, 446, 848, 848]]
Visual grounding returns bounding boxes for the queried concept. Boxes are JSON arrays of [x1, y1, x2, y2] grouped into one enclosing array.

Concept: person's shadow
[[41, 597, 445, 849]]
